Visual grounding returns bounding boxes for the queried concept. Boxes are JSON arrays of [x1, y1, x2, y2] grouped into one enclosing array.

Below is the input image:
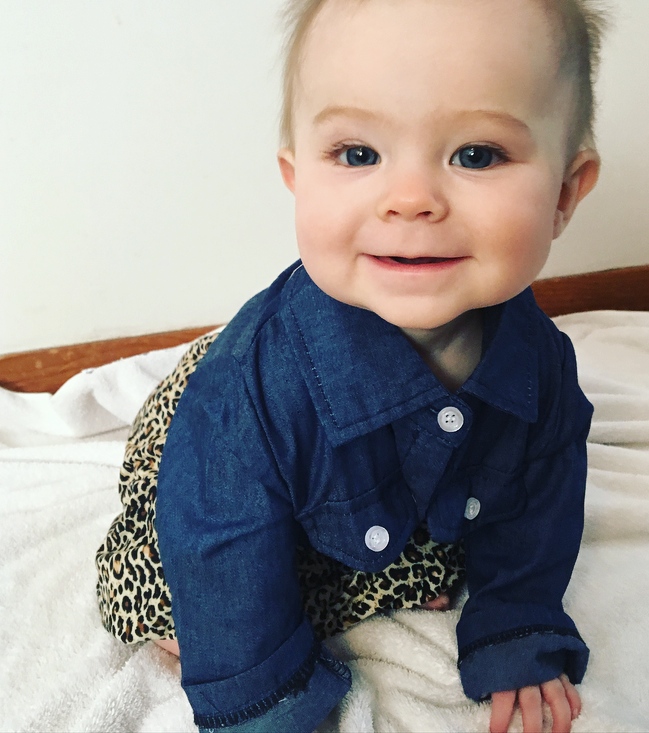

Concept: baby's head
[[276, 0, 608, 331]]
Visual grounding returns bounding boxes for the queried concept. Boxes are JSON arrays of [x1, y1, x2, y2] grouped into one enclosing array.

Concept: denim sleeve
[[457, 435, 590, 700], [457, 334, 592, 700], [156, 360, 351, 732]]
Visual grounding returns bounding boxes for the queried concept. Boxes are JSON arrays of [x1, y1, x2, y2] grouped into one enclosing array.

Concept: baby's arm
[[155, 356, 350, 732], [490, 675, 581, 733], [457, 433, 590, 704], [457, 329, 591, 721]]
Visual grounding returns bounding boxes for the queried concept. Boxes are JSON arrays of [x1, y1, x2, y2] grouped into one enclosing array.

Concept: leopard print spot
[[404, 547, 424, 563], [112, 556, 123, 579], [387, 566, 411, 582]]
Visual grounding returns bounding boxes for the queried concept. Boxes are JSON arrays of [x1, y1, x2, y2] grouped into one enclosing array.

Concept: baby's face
[[279, 0, 591, 330]]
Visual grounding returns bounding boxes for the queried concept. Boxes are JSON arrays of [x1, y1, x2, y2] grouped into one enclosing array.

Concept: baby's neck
[[401, 310, 483, 392]]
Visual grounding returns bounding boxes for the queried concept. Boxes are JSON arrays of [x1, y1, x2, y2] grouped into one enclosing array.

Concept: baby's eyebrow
[[313, 105, 383, 126], [454, 109, 532, 135], [312, 105, 532, 136]]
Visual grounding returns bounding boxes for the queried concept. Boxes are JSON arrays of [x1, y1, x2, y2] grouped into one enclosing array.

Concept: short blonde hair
[[279, 0, 610, 156]]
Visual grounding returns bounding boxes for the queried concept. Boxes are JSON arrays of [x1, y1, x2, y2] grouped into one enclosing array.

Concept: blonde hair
[[544, 0, 611, 155], [278, 0, 610, 156]]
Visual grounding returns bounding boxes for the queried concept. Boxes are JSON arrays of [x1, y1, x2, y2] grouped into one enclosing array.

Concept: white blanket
[[1, 313, 648, 733]]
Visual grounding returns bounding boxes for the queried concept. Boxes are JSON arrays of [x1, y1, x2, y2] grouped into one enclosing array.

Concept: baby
[[96, 0, 608, 731]]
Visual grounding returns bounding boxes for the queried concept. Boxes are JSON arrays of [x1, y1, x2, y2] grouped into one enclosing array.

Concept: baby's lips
[[389, 256, 450, 265], [373, 254, 462, 265]]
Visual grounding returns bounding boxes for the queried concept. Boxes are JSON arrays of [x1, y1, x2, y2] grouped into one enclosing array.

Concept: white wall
[[1, 0, 647, 355]]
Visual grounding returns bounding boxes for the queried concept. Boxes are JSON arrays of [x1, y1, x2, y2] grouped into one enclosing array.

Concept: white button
[[464, 498, 481, 520], [365, 525, 390, 552], [437, 406, 464, 433]]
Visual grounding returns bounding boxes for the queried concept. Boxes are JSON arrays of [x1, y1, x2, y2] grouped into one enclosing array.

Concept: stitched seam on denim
[[290, 303, 339, 427], [193, 643, 349, 728], [320, 649, 352, 679], [526, 311, 533, 408], [457, 624, 582, 666]]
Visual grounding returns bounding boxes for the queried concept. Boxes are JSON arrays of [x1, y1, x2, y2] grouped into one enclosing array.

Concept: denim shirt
[[156, 261, 593, 732]]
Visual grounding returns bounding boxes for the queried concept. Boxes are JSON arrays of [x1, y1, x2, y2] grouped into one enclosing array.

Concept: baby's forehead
[[297, 0, 565, 101], [299, 0, 562, 73]]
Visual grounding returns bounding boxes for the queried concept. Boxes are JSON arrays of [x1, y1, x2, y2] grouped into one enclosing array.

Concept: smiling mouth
[[389, 256, 449, 265], [375, 255, 457, 265]]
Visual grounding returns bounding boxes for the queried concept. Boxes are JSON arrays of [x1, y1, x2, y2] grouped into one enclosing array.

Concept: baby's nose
[[377, 168, 449, 222]]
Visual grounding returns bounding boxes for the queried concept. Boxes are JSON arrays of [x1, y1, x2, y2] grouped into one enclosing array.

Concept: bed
[[1, 265, 648, 733]]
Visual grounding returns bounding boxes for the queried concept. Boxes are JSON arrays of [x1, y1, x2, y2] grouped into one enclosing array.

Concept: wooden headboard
[[2, 264, 648, 394]]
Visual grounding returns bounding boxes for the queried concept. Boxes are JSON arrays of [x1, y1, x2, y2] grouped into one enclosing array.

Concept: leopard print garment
[[95, 330, 465, 644]]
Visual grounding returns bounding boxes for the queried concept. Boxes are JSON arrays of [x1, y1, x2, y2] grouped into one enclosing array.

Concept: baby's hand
[[490, 675, 581, 733]]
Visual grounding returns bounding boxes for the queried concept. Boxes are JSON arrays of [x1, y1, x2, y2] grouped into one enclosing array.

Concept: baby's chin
[[364, 303, 482, 333], [306, 274, 492, 331], [327, 296, 473, 332], [366, 287, 531, 331]]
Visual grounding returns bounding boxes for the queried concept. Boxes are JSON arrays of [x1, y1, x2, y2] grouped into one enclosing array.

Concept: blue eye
[[340, 146, 380, 167], [452, 145, 503, 169]]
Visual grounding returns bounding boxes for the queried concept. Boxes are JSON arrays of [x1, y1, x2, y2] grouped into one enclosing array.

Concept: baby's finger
[[541, 678, 572, 733], [559, 674, 582, 719], [518, 685, 543, 733], [490, 690, 517, 733]]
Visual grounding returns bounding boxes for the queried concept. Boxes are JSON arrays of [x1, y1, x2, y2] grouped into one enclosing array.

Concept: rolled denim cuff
[[458, 626, 589, 701], [187, 618, 351, 731], [197, 647, 350, 732]]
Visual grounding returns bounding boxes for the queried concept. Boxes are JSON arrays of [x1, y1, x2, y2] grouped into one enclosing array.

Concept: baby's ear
[[277, 148, 296, 193], [553, 148, 600, 238]]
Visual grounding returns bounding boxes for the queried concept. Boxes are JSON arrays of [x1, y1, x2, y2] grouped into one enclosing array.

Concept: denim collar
[[281, 264, 538, 446]]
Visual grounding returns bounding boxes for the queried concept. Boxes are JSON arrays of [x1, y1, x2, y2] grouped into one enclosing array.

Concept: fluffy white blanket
[[1, 312, 648, 733]]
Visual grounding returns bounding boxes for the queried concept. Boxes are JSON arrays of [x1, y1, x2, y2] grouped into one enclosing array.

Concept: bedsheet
[[1, 313, 648, 733]]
